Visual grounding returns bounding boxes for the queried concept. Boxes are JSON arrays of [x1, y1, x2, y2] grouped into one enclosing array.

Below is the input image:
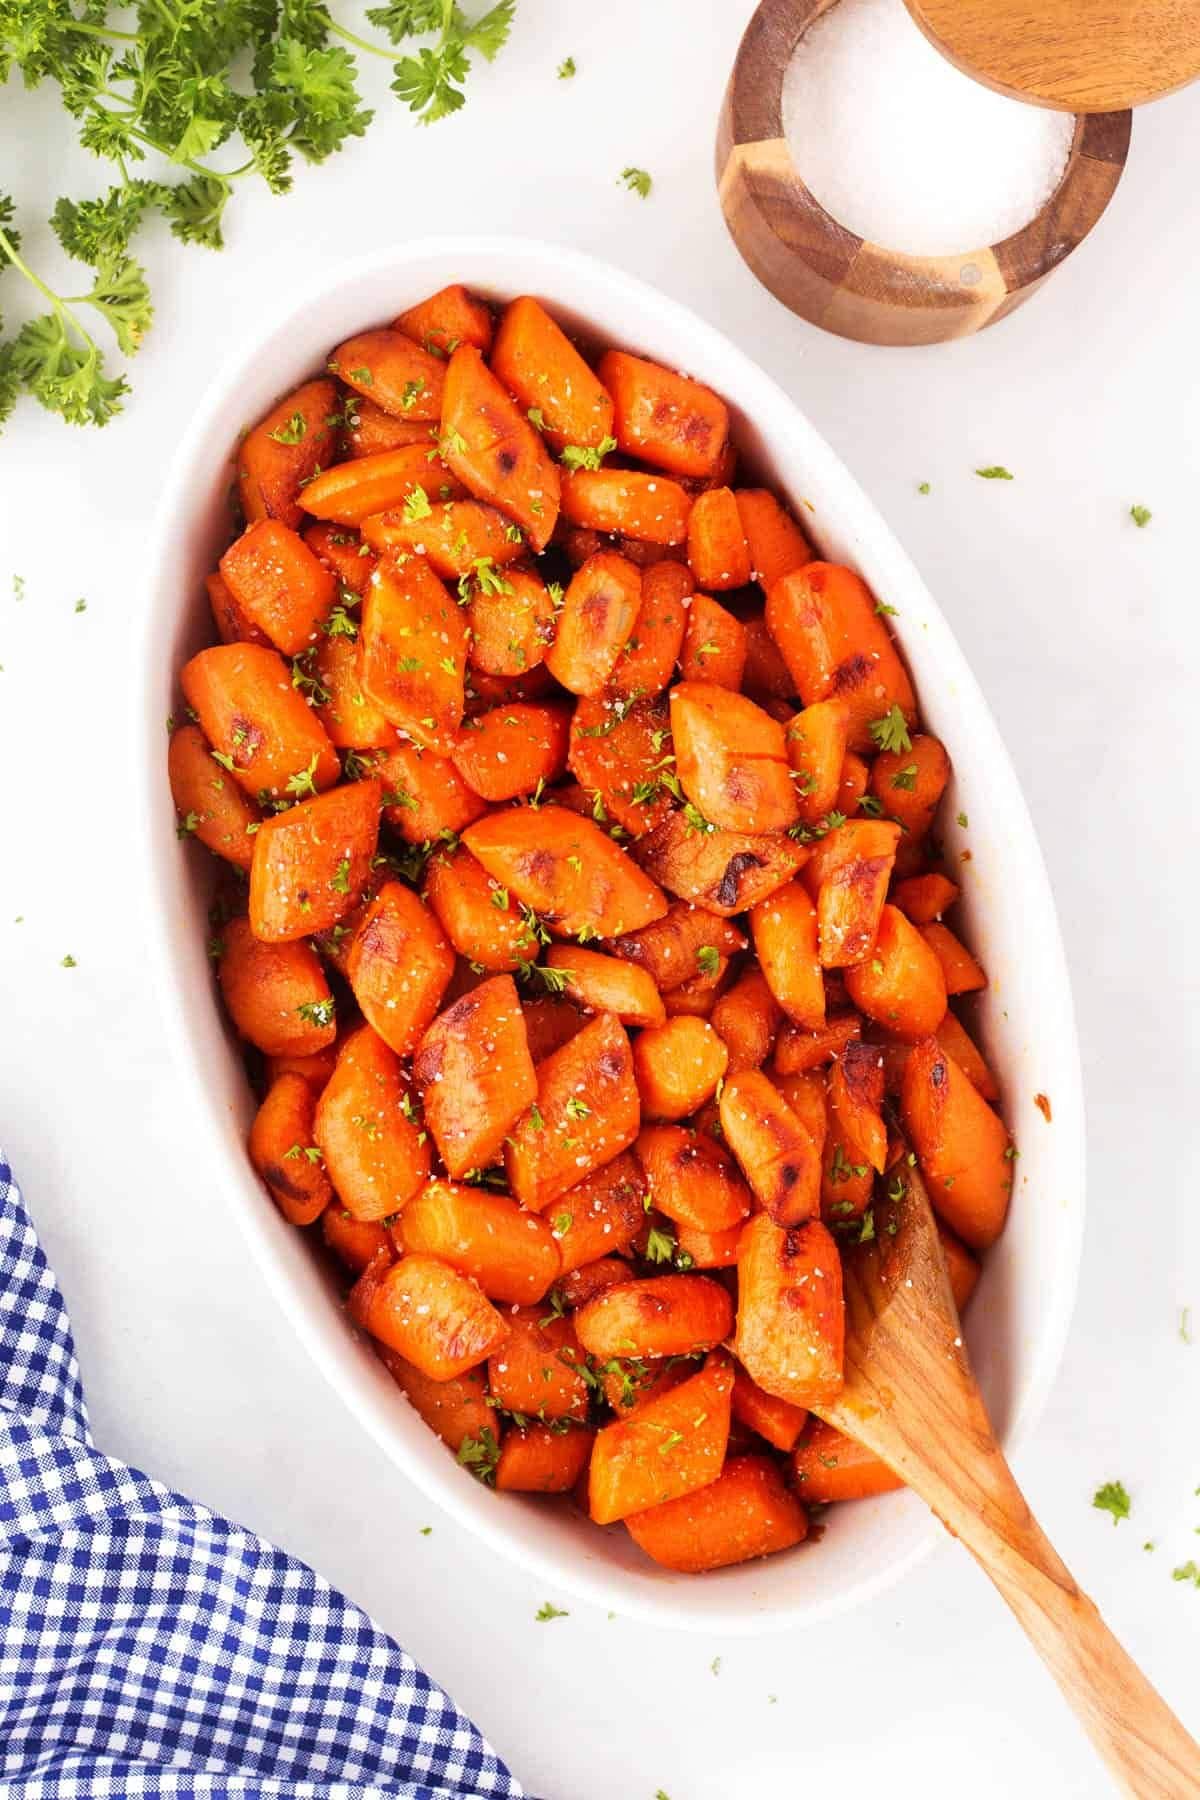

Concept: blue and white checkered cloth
[[0, 1151, 525, 1799]]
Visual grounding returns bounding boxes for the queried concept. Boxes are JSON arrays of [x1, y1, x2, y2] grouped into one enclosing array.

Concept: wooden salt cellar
[[716, 0, 1132, 346]]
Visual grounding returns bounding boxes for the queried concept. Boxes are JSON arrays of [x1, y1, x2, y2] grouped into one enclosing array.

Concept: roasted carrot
[[249, 779, 381, 941], [381, 1350, 493, 1453], [452, 700, 571, 802], [349, 1250, 507, 1378], [576, 1273, 734, 1361], [394, 283, 494, 357], [365, 496, 525, 578], [266, 1043, 338, 1092], [735, 1215, 843, 1408], [218, 519, 334, 655], [359, 554, 466, 754], [892, 871, 960, 924], [804, 818, 901, 967], [632, 1015, 728, 1121], [398, 1179, 558, 1306], [371, 742, 485, 843], [735, 489, 812, 585], [541, 945, 666, 1028], [730, 1369, 808, 1452], [674, 1219, 743, 1269], [937, 1215, 982, 1312], [765, 562, 916, 751], [505, 1012, 640, 1212], [608, 901, 746, 992], [598, 350, 729, 479], [467, 563, 555, 677], [301, 446, 464, 527], [784, 698, 851, 825], [308, 634, 397, 751], [462, 804, 668, 939], [322, 1204, 391, 1273], [826, 1040, 887, 1176], [248, 1073, 333, 1226], [791, 1420, 902, 1503], [771, 1066, 828, 1158], [567, 693, 673, 837], [679, 593, 747, 689], [328, 328, 446, 419], [520, 995, 587, 1062], [936, 1009, 1000, 1102], [207, 569, 269, 646], [670, 681, 798, 833], [609, 559, 690, 698], [413, 974, 537, 1177], [589, 1350, 733, 1524], [301, 521, 377, 593], [314, 1024, 432, 1220], [488, 1307, 590, 1422], [237, 377, 338, 529], [422, 843, 530, 971], [636, 1125, 751, 1233], [741, 617, 795, 700], [557, 1254, 632, 1310], [749, 880, 824, 1029], [343, 402, 440, 460], [710, 969, 781, 1073], [633, 810, 806, 917], [217, 917, 335, 1058], [180, 643, 340, 802], [774, 1011, 861, 1075], [901, 1037, 1012, 1249], [844, 902, 947, 1039], [168, 724, 261, 870], [440, 345, 561, 551], [627, 1453, 808, 1571], [543, 1155, 643, 1277], [346, 879, 455, 1056], [490, 296, 614, 451], [662, 959, 729, 1018], [686, 486, 752, 590], [870, 732, 950, 838], [920, 922, 987, 994], [836, 750, 870, 817], [496, 1424, 594, 1494], [719, 1070, 822, 1225], [543, 550, 642, 696], [559, 467, 691, 546]]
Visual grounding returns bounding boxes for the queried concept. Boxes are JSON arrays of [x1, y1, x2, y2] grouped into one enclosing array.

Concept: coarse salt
[[781, 0, 1074, 256]]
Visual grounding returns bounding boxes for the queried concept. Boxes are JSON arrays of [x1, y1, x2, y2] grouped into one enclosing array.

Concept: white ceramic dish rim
[[138, 235, 1086, 1634]]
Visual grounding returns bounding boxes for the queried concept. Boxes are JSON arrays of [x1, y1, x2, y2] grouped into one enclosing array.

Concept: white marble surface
[[1, 4, 1198, 1795]]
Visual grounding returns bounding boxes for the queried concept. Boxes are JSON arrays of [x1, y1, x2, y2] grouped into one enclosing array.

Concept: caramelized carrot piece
[[936, 1215, 982, 1312], [542, 945, 666, 1028], [550, 1153, 646, 1274], [741, 616, 795, 699], [636, 1125, 751, 1232], [544, 551, 641, 696], [719, 1070, 821, 1224], [343, 402, 439, 460], [870, 733, 950, 838], [505, 1013, 640, 1212], [413, 974, 537, 1176], [248, 1072, 333, 1226], [734, 489, 812, 585], [576, 1273, 733, 1361], [266, 1044, 338, 1092], [749, 880, 824, 1029], [559, 468, 691, 546], [662, 959, 729, 1019], [359, 555, 466, 754], [452, 700, 571, 801], [774, 1011, 861, 1075], [496, 1424, 594, 1494], [920, 922, 987, 994], [805, 818, 901, 967], [901, 1037, 1012, 1248], [611, 560, 690, 698], [784, 698, 850, 824], [765, 563, 916, 751], [892, 871, 960, 924], [329, 328, 446, 419], [301, 446, 464, 527], [301, 521, 378, 594], [827, 1040, 887, 1175], [730, 1369, 807, 1452], [844, 903, 947, 1039], [345, 880, 454, 1055], [711, 968, 781, 1073], [791, 1421, 902, 1503], [249, 779, 381, 941], [181, 643, 340, 802], [422, 843, 529, 971], [304, 634, 395, 752], [735, 1215, 843, 1408], [217, 916, 335, 1057], [168, 724, 261, 869], [772, 1066, 828, 1157], [440, 344, 560, 551], [634, 810, 806, 917], [491, 296, 614, 451], [207, 569, 269, 646], [627, 1453, 808, 1571], [598, 349, 729, 479], [237, 377, 338, 529], [380, 1350, 493, 1453], [394, 282, 494, 356], [398, 1179, 558, 1305], [462, 804, 668, 939], [466, 563, 555, 677], [936, 1010, 1000, 1102], [349, 1250, 507, 1378], [314, 1024, 432, 1220], [365, 496, 525, 578], [670, 681, 798, 832], [322, 1204, 391, 1273], [568, 693, 673, 836], [686, 486, 752, 589], [588, 1351, 734, 1524], [557, 1254, 633, 1310], [836, 751, 870, 817], [632, 1016, 728, 1121], [607, 901, 746, 992], [679, 593, 747, 689], [218, 519, 335, 655], [674, 1219, 744, 1269], [488, 1308, 589, 1422], [371, 742, 485, 843]]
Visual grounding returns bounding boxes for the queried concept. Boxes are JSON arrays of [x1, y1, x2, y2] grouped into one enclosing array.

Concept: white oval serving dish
[[140, 237, 1084, 1633]]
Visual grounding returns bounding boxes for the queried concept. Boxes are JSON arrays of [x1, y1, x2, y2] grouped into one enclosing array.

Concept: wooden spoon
[[815, 1151, 1200, 1797]]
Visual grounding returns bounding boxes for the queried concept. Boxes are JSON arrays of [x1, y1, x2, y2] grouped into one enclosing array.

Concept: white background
[[2, 3, 1199, 1795]]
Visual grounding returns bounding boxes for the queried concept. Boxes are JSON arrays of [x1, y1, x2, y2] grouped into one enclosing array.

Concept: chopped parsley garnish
[[297, 998, 335, 1028], [1171, 1561, 1200, 1588], [1092, 1480, 1131, 1525], [285, 754, 321, 800], [535, 1601, 569, 1621], [176, 811, 202, 838], [975, 465, 1013, 480], [644, 1225, 677, 1264], [329, 857, 351, 894], [868, 704, 912, 755], [619, 167, 652, 198], [268, 411, 306, 445], [1130, 504, 1152, 528], [60, 954, 77, 968], [560, 434, 618, 473], [957, 811, 969, 829], [403, 483, 432, 521], [917, 481, 930, 494], [557, 56, 576, 78], [891, 764, 917, 791], [400, 378, 425, 410], [696, 945, 721, 978], [457, 1428, 501, 1485]]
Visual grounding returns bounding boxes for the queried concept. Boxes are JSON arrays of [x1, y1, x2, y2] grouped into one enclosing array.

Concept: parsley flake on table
[[558, 57, 576, 79], [12, 574, 24, 600], [1181, 1307, 1193, 1345], [620, 167, 653, 199], [535, 1601, 569, 1622], [74, 598, 87, 613], [419, 1525, 432, 1536], [1130, 504, 1152, 528], [1092, 1480, 1131, 1525], [60, 954, 77, 968], [1172, 1561, 1200, 1588], [976, 466, 1014, 480], [917, 481, 930, 494]]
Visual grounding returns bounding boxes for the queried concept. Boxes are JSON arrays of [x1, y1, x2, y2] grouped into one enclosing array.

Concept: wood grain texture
[[905, 0, 1200, 113], [818, 1152, 1200, 1798], [716, 0, 1132, 346]]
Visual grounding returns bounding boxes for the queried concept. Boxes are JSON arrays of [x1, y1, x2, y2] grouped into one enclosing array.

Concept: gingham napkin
[[0, 1151, 524, 1799]]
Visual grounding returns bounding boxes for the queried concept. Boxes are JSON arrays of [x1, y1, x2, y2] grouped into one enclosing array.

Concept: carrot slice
[[181, 643, 340, 802], [686, 486, 752, 589], [304, 635, 396, 752], [329, 328, 446, 419], [784, 698, 850, 825], [345, 880, 454, 1056], [634, 810, 806, 916], [750, 880, 824, 1029], [827, 1040, 887, 1175], [741, 616, 795, 699], [168, 724, 261, 869], [217, 917, 335, 1058], [542, 945, 665, 1027], [505, 1013, 640, 1212], [805, 818, 901, 967], [398, 1179, 558, 1306], [774, 1011, 861, 1075], [440, 344, 560, 551], [636, 1125, 751, 1233], [588, 1351, 733, 1524], [567, 692, 673, 837], [249, 779, 380, 942], [300, 446, 464, 527], [265, 1044, 338, 1093], [238, 377, 339, 529], [359, 555, 466, 754], [490, 295, 614, 451], [452, 700, 571, 802], [670, 681, 798, 832], [488, 1308, 590, 1422], [322, 1205, 391, 1273], [674, 1219, 744, 1269], [380, 1350, 494, 1453], [248, 1073, 334, 1227], [900, 1036, 1012, 1248], [719, 1070, 822, 1225], [363, 496, 525, 578], [344, 403, 440, 460], [765, 562, 916, 752], [870, 732, 950, 838], [207, 569, 269, 647], [394, 282, 494, 357], [936, 1009, 1000, 1102], [371, 742, 486, 843], [421, 842, 530, 971], [607, 901, 746, 992], [559, 468, 691, 546], [627, 1453, 808, 1571], [466, 564, 555, 677], [598, 349, 729, 479], [920, 922, 987, 994], [844, 903, 947, 1039], [301, 522, 378, 595], [611, 559, 690, 698], [314, 1025, 431, 1221], [495, 1424, 594, 1494], [711, 969, 781, 1072], [576, 1273, 733, 1361], [734, 488, 812, 585], [632, 1016, 728, 1121], [462, 804, 668, 939], [891, 872, 960, 925], [791, 1421, 902, 1503], [218, 519, 335, 655], [550, 1154, 646, 1274], [730, 1369, 808, 1452], [413, 974, 537, 1177], [349, 1250, 507, 1378], [735, 1214, 844, 1408], [679, 593, 747, 689], [544, 551, 641, 696]]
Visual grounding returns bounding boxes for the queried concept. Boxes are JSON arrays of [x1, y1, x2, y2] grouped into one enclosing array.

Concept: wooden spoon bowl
[[716, 0, 1131, 346]]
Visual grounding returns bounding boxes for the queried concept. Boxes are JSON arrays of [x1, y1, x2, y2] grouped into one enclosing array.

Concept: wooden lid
[[904, 0, 1200, 112]]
